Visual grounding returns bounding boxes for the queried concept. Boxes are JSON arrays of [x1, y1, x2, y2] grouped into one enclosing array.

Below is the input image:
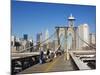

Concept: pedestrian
[[39, 48, 44, 64], [46, 49, 50, 59]]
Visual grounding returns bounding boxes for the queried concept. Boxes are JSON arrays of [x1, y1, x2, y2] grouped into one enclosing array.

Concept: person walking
[[46, 49, 50, 59], [39, 48, 44, 64]]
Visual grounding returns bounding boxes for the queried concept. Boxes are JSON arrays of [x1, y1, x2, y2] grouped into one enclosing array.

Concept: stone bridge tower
[[55, 14, 77, 51]]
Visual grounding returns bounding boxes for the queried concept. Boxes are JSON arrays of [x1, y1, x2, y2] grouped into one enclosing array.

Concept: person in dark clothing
[[46, 49, 50, 59], [39, 50, 44, 64]]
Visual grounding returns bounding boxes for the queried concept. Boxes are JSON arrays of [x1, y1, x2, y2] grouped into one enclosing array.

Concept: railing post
[[64, 49, 70, 61], [66, 48, 70, 60]]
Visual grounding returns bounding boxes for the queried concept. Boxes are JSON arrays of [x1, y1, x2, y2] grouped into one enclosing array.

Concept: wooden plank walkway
[[19, 54, 76, 74]]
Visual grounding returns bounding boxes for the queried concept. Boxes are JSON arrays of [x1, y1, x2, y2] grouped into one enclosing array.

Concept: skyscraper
[[45, 29, 49, 49], [45, 29, 49, 43], [23, 34, 28, 41], [36, 33, 42, 50], [89, 33, 96, 45], [78, 24, 89, 49], [36, 33, 42, 43]]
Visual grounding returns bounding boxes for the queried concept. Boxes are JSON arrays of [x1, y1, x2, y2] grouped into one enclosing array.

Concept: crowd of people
[[39, 48, 55, 64]]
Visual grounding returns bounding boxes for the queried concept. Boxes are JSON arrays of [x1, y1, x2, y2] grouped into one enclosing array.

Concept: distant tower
[[45, 29, 49, 49], [45, 29, 49, 44], [89, 33, 96, 45], [68, 14, 75, 27], [78, 24, 89, 49], [23, 34, 28, 41], [36, 33, 42, 50]]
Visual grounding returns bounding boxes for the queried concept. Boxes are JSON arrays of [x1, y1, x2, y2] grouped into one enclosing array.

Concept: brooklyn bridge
[[11, 14, 96, 74]]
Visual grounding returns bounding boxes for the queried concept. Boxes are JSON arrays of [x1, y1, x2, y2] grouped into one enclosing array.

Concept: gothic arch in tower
[[66, 27, 76, 50], [55, 14, 77, 50]]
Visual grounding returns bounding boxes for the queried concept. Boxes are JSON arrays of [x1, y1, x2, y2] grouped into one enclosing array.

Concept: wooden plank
[[70, 53, 91, 70]]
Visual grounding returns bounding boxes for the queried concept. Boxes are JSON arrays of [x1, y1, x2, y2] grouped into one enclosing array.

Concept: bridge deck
[[12, 50, 96, 60], [19, 54, 77, 74]]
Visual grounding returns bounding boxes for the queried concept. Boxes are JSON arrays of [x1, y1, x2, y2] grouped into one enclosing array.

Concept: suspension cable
[[76, 33, 96, 49]]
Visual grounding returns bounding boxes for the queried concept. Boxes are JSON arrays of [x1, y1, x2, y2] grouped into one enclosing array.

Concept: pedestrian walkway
[[19, 54, 76, 74]]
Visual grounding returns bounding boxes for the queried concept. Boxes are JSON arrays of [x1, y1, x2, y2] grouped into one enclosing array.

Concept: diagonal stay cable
[[77, 33, 96, 49]]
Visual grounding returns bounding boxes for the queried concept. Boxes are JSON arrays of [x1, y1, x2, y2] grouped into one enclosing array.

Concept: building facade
[[23, 34, 28, 41], [78, 24, 89, 49], [36, 33, 42, 51], [89, 33, 96, 45]]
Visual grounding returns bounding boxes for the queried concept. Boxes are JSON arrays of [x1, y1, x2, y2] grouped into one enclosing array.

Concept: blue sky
[[11, 0, 96, 41]]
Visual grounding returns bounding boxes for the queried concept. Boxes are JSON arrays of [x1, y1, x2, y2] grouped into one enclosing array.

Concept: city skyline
[[11, 1, 96, 74], [12, 0, 96, 41]]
